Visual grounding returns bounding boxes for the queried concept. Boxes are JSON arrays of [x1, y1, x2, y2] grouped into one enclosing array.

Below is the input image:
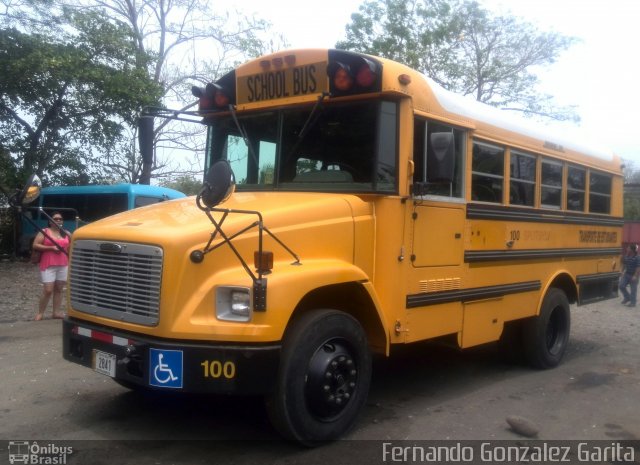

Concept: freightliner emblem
[[99, 243, 123, 253]]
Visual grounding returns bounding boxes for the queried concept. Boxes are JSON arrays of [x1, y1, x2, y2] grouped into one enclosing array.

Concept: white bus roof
[[426, 76, 615, 162]]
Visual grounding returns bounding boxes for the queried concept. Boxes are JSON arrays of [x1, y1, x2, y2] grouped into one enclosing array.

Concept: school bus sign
[[237, 62, 327, 104]]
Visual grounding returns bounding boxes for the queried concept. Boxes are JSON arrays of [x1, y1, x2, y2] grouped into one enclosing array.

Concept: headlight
[[216, 287, 251, 322]]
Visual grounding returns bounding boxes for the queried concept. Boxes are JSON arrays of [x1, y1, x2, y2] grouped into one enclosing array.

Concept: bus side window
[[567, 165, 586, 211], [413, 119, 465, 198], [135, 196, 164, 207], [589, 170, 612, 214], [471, 141, 504, 203], [541, 158, 562, 209], [510, 150, 536, 206]]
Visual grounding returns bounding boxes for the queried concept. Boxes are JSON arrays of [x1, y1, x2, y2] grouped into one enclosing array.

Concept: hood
[[71, 191, 373, 261]]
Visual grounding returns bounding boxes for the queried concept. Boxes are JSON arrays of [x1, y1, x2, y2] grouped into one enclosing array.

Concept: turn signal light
[[254, 250, 274, 273]]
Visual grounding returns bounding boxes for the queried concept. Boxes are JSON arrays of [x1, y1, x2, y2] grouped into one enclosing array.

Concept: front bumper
[[62, 318, 280, 395]]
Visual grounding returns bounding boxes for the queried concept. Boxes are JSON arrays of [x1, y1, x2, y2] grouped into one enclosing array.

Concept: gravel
[[0, 259, 49, 322]]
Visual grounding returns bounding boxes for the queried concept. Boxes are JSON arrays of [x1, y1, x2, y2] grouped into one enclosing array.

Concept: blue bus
[[19, 183, 185, 254]]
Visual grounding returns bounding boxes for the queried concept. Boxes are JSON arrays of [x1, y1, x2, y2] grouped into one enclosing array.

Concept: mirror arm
[[201, 209, 259, 282], [262, 226, 301, 264], [193, 206, 302, 311], [20, 208, 69, 256]]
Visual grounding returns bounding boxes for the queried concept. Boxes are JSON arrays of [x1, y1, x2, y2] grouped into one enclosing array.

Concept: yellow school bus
[[61, 49, 622, 443]]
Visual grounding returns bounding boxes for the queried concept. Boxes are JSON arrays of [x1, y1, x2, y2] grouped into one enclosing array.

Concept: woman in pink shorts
[[32, 212, 71, 321]]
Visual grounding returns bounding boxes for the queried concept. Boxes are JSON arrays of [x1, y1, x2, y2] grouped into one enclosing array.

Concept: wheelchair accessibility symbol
[[149, 349, 183, 388]]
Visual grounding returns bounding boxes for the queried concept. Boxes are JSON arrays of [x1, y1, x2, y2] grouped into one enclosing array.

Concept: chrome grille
[[70, 240, 163, 325]]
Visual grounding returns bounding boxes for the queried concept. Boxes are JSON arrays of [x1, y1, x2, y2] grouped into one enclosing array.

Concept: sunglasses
[[52, 217, 63, 221]]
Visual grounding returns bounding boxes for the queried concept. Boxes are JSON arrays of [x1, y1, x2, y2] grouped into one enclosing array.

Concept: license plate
[[92, 349, 116, 377]]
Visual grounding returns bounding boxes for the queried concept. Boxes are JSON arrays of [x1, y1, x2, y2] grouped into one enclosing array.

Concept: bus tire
[[523, 288, 571, 369], [265, 309, 371, 445]]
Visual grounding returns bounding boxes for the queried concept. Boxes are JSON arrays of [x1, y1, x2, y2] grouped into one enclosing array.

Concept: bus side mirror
[[17, 174, 41, 205], [427, 132, 455, 183], [198, 160, 235, 208]]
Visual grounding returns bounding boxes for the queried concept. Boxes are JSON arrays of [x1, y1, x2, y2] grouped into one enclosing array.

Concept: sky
[[237, 0, 640, 167]]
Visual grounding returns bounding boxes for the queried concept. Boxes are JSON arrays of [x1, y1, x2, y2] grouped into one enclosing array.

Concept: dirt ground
[[2, 259, 640, 464], [0, 261, 640, 448], [0, 259, 46, 323]]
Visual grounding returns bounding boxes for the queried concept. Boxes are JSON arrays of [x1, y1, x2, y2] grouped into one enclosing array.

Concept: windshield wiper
[[286, 92, 329, 162], [227, 104, 260, 169]]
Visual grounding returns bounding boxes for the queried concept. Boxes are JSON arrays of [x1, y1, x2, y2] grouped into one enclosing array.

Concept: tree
[[622, 159, 640, 220], [1, 0, 278, 186], [0, 7, 163, 186], [337, 0, 579, 121], [623, 160, 640, 184], [69, 0, 275, 184], [624, 196, 640, 221], [160, 175, 202, 196]]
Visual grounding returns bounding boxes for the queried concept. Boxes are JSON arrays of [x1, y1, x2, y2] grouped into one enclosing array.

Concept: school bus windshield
[[205, 99, 398, 193]]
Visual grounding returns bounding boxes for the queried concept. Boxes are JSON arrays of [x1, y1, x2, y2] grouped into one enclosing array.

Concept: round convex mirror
[[18, 174, 42, 205], [198, 160, 235, 208]]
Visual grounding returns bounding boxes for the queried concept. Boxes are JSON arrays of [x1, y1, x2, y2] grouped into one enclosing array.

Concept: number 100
[[201, 360, 236, 379]]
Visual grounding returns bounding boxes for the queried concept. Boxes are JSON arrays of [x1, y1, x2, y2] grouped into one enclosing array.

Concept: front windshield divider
[[284, 92, 328, 164]]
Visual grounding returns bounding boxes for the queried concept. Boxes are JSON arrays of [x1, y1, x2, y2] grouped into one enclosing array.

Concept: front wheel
[[265, 309, 371, 445], [523, 287, 571, 369]]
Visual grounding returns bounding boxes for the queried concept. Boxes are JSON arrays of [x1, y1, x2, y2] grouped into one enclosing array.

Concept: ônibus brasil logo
[[8, 441, 73, 464]]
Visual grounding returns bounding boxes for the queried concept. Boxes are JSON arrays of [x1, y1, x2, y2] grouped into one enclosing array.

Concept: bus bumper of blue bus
[[62, 318, 280, 394]]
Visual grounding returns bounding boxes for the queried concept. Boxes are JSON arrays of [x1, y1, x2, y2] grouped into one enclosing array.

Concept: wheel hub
[[306, 341, 358, 419]]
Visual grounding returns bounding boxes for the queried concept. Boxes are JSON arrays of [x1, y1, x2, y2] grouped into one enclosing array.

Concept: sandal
[[52, 313, 65, 319], [34, 313, 44, 321]]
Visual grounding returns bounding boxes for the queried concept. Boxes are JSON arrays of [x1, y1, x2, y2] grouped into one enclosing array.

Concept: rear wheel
[[523, 288, 571, 369], [265, 309, 371, 445]]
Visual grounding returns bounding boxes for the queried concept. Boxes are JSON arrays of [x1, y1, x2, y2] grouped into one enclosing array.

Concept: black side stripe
[[466, 247, 621, 263], [576, 271, 620, 284], [467, 203, 624, 227], [406, 281, 541, 309]]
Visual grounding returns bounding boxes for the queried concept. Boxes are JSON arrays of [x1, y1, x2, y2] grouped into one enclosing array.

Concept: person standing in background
[[32, 212, 71, 320], [620, 243, 640, 308]]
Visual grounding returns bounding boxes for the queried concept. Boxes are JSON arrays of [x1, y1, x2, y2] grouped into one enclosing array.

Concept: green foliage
[[623, 160, 640, 220], [259, 163, 275, 184], [0, 207, 15, 256], [624, 196, 640, 221], [60, 0, 272, 184], [337, 0, 578, 121], [623, 160, 640, 184], [0, 7, 163, 186], [160, 175, 202, 196], [0, 1, 279, 187]]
